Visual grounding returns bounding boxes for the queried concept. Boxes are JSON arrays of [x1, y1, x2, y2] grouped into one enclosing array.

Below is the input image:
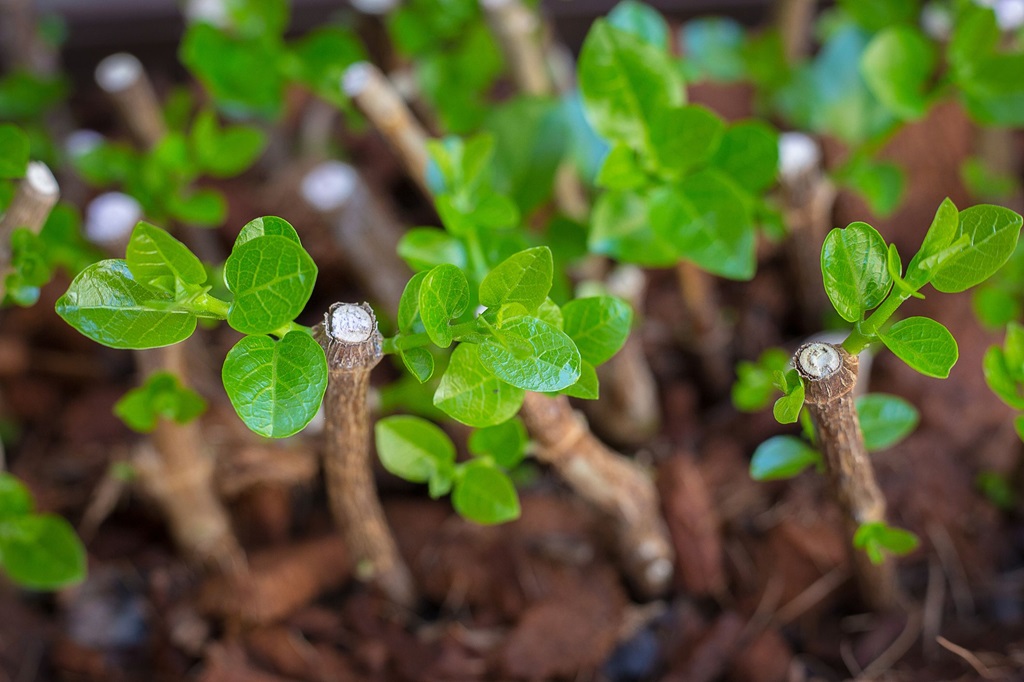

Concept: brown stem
[[95, 53, 167, 150], [0, 162, 60, 301], [133, 342, 246, 577], [675, 261, 731, 396], [519, 391, 674, 598], [480, 0, 553, 97], [775, 0, 817, 65], [779, 134, 837, 328], [795, 342, 896, 610], [343, 62, 432, 198], [299, 161, 411, 318], [313, 302, 416, 607], [0, 0, 59, 75]]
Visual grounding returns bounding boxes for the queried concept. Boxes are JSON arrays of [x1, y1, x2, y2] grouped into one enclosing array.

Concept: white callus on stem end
[[328, 303, 375, 344], [796, 342, 842, 380]]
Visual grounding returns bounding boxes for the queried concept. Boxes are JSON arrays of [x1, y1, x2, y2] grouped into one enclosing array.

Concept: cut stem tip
[[95, 53, 143, 93]]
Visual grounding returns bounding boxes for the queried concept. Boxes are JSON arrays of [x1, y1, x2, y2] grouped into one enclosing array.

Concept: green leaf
[[224, 235, 318, 335], [930, 205, 1024, 293], [578, 20, 684, 154], [397, 271, 427, 334], [0, 123, 29, 179], [561, 360, 599, 399], [589, 189, 678, 267], [375, 415, 455, 484], [125, 222, 206, 296], [479, 316, 581, 392], [607, 0, 669, 49], [235, 215, 300, 246], [750, 435, 821, 480], [731, 348, 790, 412], [0, 514, 86, 590], [452, 460, 520, 524], [838, 156, 905, 217], [418, 264, 470, 348], [976, 470, 1015, 510], [855, 393, 919, 451], [190, 109, 266, 178], [179, 24, 284, 118], [400, 347, 434, 383], [0, 473, 33, 517], [56, 260, 198, 349], [398, 229, 467, 272], [838, 0, 918, 31], [221, 331, 327, 438], [596, 143, 647, 190], [821, 221, 893, 322], [649, 105, 725, 177], [861, 26, 936, 120], [434, 344, 524, 427], [468, 417, 529, 469], [907, 197, 959, 284], [166, 188, 227, 227], [285, 26, 367, 105], [479, 247, 553, 313], [983, 332, 1024, 410], [561, 296, 632, 366], [879, 316, 958, 378], [773, 381, 805, 424], [709, 121, 778, 192], [651, 171, 756, 280], [973, 286, 1020, 330], [114, 371, 207, 433], [680, 18, 748, 82], [853, 521, 919, 565]]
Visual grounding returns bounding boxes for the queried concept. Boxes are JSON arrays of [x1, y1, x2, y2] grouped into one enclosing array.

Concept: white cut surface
[[342, 63, 374, 97], [330, 304, 374, 343], [86, 192, 142, 246], [25, 162, 59, 196], [798, 343, 841, 379], [778, 132, 820, 179], [301, 161, 358, 212], [65, 129, 104, 158], [95, 53, 142, 93]]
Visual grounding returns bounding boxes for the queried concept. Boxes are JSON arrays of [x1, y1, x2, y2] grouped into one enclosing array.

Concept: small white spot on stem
[[797, 343, 841, 379], [25, 162, 58, 196], [95, 53, 143, 93], [778, 132, 821, 180], [301, 161, 358, 212], [330, 304, 374, 343]]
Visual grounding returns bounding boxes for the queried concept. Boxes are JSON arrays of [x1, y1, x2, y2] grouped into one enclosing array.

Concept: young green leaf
[[773, 379, 805, 425], [855, 393, 919, 451], [235, 215, 301, 246], [907, 198, 959, 283], [478, 316, 581, 392], [0, 514, 86, 589], [397, 228, 467, 272], [929, 205, 1024, 293], [114, 371, 207, 433], [397, 271, 427, 334], [433, 344, 524, 427], [125, 222, 207, 296], [983, 325, 1024, 410], [732, 348, 790, 412], [190, 109, 266, 178], [879, 316, 958, 378], [478, 247, 553, 313], [837, 156, 905, 217], [578, 20, 684, 155], [400, 347, 435, 383], [375, 415, 455, 483], [222, 331, 327, 438], [452, 460, 520, 524], [166, 188, 227, 227], [561, 360, 600, 400], [649, 105, 725, 177], [56, 260, 198, 349], [418, 264, 470, 348], [468, 418, 529, 469], [590, 189, 678, 267], [750, 435, 822, 481], [0, 123, 29, 179], [0, 473, 33, 517], [853, 521, 919, 565], [709, 121, 779, 193], [561, 296, 632, 366], [861, 26, 936, 120], [607, 0, 670, 49], [224, 235, 317, 335], [596, 144, 648, 190], [821, 222, 892, 322]]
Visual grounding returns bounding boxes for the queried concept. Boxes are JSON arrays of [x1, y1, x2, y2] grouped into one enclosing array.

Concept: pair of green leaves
[[114, 371, 207, 432], [983, 322, 1024, 442], [853, 521, 920, 565], [750, 393, 919, 481], [0, 473, 86, 590], [57, 217, 326, 438], [823, 200, 1023, 378], [393, 246, 632, 427], [375, 415, 525, 525]]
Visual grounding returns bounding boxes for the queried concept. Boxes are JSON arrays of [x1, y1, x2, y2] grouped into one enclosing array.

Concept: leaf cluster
[[983, 322, 1024, 441], [114, 371, 207, 433], [375, 415, 527, 524], [56, 217, 326, 438], [578, 7, 780, 280], [0, 473, 86, 590]]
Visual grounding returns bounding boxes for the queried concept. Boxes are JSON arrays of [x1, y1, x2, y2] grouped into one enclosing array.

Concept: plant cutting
[[343, 65, 676, 595], [750, 198, 1023, 609]]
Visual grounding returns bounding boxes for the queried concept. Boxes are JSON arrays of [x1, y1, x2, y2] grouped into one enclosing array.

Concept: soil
[[3, 29, 1024, 682]]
